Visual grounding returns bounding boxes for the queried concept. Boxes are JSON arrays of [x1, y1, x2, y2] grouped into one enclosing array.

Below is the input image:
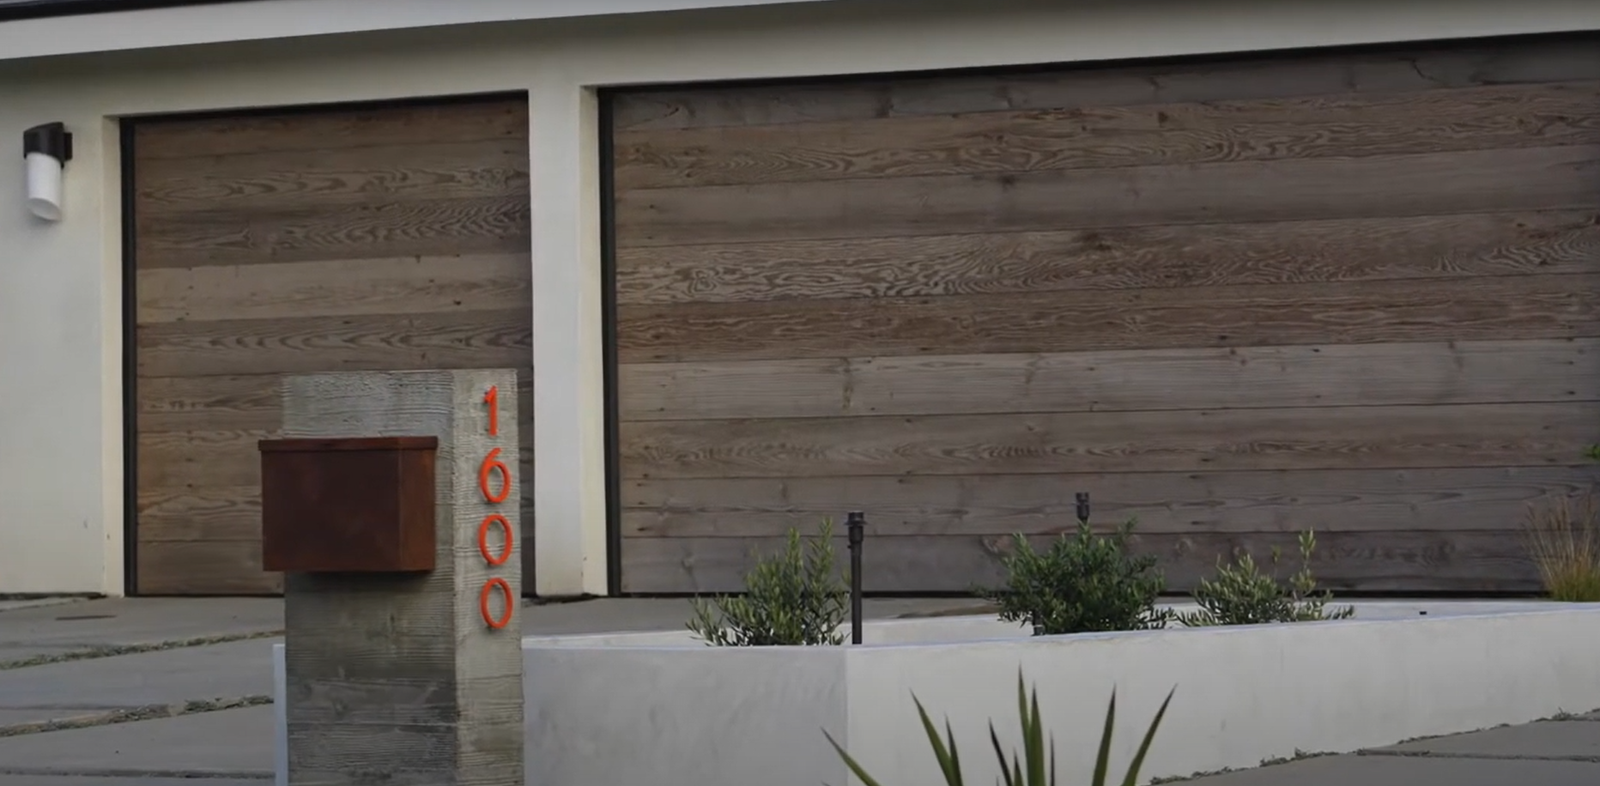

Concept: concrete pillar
[[274, 369, 524, 786]]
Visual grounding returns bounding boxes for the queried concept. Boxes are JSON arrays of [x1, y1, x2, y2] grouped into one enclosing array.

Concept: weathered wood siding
[[609, 38, 1600, 593], [132, 97, 533, 595]]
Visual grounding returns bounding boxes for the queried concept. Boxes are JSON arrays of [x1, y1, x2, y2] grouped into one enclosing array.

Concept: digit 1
[[484, 385, 498, 437]]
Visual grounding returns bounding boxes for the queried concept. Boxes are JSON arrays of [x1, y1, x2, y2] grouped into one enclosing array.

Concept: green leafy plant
[[980, 519, 1175, 635], [1177, 529, 1353, 627], [824, 670, 1175, 786], [1522, 493, 1600, 603], [686, 519, 849, 646]]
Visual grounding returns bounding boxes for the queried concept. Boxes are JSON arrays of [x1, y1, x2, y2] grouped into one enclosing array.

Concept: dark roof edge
[[0, 0, 257, 23]]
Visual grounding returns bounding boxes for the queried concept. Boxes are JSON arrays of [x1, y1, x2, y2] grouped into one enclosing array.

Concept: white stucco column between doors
[[528, 76, 609, 597]]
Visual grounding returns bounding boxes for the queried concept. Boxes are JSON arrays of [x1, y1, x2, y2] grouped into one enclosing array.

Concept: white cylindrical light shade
[[25, 150, 63, 221]]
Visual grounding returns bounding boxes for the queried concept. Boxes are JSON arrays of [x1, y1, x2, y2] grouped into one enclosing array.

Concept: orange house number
[[477, 385, 515, 630]]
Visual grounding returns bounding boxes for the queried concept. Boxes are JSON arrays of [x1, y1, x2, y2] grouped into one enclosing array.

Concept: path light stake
[[1076, 491, 1092, 524], [847, 511, 865, 645]]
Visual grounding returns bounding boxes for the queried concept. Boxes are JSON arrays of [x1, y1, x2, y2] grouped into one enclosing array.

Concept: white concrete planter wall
[[274, 602, 1600, 786]]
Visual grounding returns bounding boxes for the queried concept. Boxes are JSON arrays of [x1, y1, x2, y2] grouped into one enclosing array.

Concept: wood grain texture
[[620, 402, 1596, 479], [138, 253, 532, 323], [137, 309, 531, 378], [136, 540, 281, 595], [133, 98, 527, 159], [609, 40, 1600, 594], [616, 82, 1600, 189], [133, 97, 533, 596], [137, 374, 281, 432], [621, 466, 1598, 537], [616, 210, 1600, 305], [619, 530, 1539, 593], [619, 273, 1600, 364], [139, 374, 534, 437], [138, 429, 271, 490], [620, 338, 1600, 422], [137, 195, 531, 269], [136, 139, 529, 215], [616, 145, 1600, 248], [610, 38, 1600, 130]]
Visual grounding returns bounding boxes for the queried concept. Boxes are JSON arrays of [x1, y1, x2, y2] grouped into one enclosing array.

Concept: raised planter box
[[272, 601, 1600, 786]]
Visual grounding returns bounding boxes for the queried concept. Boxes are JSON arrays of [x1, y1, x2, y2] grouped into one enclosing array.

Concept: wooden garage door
[[609, 36, 1600, 594], [131, 96, 533, 595]]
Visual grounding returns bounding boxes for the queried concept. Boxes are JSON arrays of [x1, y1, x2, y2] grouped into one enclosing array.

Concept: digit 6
[[478, 447, 511, 504]]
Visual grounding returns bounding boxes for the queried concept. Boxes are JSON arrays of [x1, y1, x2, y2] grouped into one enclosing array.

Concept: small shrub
[[824, 670, 1175, 786], [1522, 493, 1600, 603], [980, 519, 1175, 635], [686, 519, 849, 646], [1177, 530, 1353, 627]]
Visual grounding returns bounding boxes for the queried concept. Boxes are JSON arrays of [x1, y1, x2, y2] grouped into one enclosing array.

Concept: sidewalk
[[0, 596, 1594, 785]]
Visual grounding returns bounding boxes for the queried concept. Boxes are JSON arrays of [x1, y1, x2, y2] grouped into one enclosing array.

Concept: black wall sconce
[[23, 122, 72, 221]]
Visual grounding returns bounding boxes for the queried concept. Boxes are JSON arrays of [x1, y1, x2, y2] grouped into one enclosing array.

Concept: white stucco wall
[[3, 0, 1599, 595]]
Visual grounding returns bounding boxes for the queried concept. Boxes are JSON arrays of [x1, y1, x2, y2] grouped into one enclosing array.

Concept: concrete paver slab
[[0, 638, 276, 720], [1171, 754, 1600, 785], [0, 705, 273, 778], [0, 599, 281, 653], [1375, 721, 1600, 759], [0, 598, 87, 614]]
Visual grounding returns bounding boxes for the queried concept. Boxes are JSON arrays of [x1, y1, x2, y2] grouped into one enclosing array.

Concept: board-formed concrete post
[[265, 369, 523, 786]]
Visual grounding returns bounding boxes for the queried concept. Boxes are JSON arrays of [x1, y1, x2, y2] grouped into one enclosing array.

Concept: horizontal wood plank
[[616, 81, 1600, 189], [137, 429, 273, 490], [619, 402, 1598, 479], [137, 196, 530, 269], [137, 139, 529, 216], [610, 39, 1600, 130], [137, 374, 281, 432], [621, 466, 1597, 537], [137, 465, 536, 543], [618, 530, 1539, 593], [134, 99, 528, 160], [618, 273, 1600, 364], [137, 253, 531, 324], [616, 145, 1600, 248], [135, 540, 281, 595], [618, 338, 1600, 422], [615, 210, 1600, 305], [138, 373, 534, 434], [137, 310, 532, 377]]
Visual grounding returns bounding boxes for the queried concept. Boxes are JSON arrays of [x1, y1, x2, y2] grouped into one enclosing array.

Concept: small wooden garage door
[[132, 96, 533, 595], [609, 36, 1600, 594]]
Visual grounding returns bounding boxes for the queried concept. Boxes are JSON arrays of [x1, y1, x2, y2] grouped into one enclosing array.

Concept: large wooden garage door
[[132, 96, 533, 595], [609, 36, 1600, 594]]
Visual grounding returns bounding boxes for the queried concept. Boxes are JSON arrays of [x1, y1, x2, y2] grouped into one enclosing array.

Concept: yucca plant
[[823, 670, 1174, 786], [1522, 493, 1600, 603]]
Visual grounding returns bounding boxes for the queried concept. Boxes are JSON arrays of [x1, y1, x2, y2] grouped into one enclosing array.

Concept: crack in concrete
[[0, 629, 283, 671], [1358, 749, 1600, 764], [0, 765, 272, 780], [0, 694, 273, 738]]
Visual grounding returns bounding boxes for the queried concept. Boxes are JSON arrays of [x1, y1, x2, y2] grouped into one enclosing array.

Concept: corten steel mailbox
[[258, 436, 438, 573]]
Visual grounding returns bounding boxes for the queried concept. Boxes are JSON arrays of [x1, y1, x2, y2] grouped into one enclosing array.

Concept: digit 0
[[478, 514, 513, 567], [478, 448, 511, 504], [479, 578, 514, 630]]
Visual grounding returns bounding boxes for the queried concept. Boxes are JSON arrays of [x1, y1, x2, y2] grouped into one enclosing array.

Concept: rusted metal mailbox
[[258, 436, 438, 573]]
